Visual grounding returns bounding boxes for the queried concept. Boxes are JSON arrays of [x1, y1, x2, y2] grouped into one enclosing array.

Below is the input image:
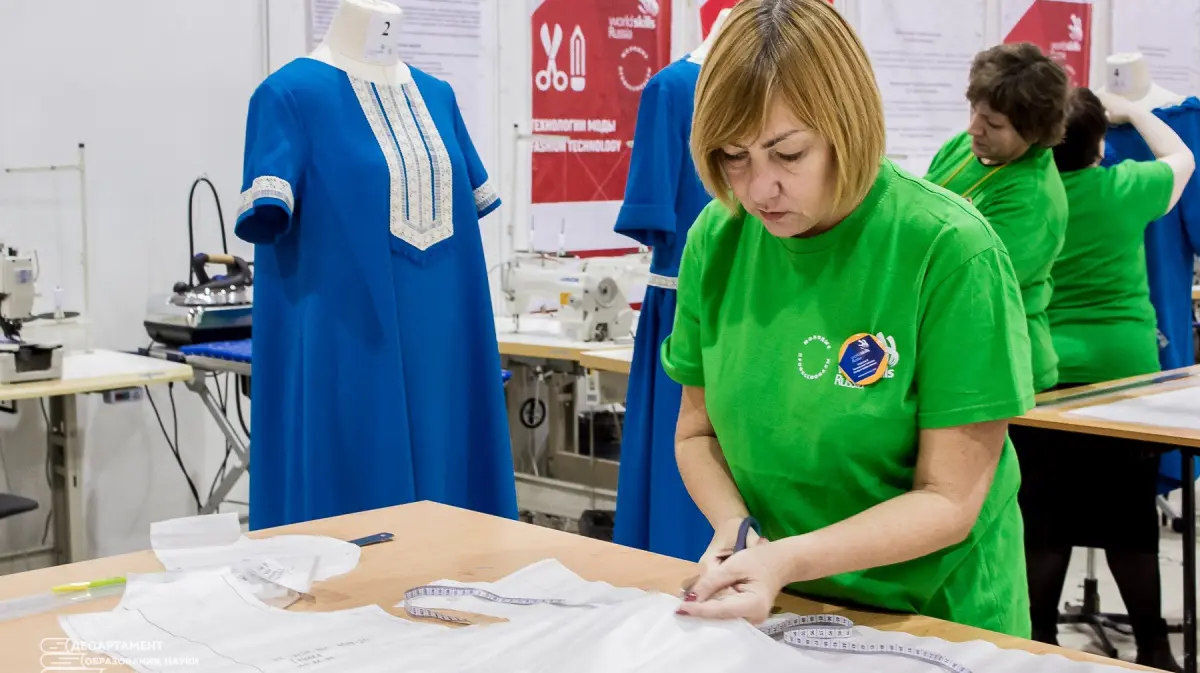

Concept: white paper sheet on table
[[62, 559, 1136, 673], [150, 513, 359, 583], [1065, 386, 1200, 431], [61, 569, 841, 673]]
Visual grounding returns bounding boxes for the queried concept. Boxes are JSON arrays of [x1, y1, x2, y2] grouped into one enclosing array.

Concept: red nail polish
[[675, 608, 688, 615], [684, 592, 697, 602]]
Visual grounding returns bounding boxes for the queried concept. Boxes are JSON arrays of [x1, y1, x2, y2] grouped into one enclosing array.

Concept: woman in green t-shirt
[[1018, 87, 1194, 670], [667, 0, 1035, 636], [925, 43, 1070, 395]]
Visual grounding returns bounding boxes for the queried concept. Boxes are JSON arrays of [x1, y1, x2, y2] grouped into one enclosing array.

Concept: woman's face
[[967, 101, 1030, 164], [718, 97, 837, 238]]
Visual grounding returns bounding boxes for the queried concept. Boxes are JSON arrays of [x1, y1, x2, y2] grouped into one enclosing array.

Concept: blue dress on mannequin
[[236, 58, 518, 529], [612, 55, 714, 561], [1102, 97, 1200, 491]]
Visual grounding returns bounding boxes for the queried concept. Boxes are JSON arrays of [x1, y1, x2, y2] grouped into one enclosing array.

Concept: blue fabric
[[180, 339, 252, 363], [613, 57, 712, 277], [1102, 97, 1200, 491], [613, 56, 714, 561], [236, 58, 517, 529]]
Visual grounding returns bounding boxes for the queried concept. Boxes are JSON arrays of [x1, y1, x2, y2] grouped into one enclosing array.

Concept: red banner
[[1004, 0, 1092, 86], [530, 0, 671, 206]]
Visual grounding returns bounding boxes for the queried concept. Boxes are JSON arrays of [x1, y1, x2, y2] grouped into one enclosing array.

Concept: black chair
[[0, 493, 38, 520]]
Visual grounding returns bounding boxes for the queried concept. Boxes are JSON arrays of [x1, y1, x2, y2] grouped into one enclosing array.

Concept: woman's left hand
[[675, 541, 790, 624]]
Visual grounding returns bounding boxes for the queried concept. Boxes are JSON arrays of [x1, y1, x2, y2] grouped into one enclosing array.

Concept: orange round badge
[[837, 333, 888, 386]]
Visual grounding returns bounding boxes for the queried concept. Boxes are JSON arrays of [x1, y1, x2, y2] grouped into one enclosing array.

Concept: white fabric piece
[[150, 512, 241, 551], [150, 513, 359, 582], [1065, 385, 1200, 431], [60, 560, 1135, 673], [60, 569, 841, 673]]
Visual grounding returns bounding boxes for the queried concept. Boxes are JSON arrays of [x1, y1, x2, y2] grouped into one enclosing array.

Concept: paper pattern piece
[[62, 560, 1136, 673], [858, 0, 986, 176], [1111, 0, 1200, 94], [151, 513, 360, 582], [1065, 385, 1200, 431]]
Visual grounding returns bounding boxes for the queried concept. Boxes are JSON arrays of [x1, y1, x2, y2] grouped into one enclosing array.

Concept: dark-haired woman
[[926, 42, 1070, 394], [1018, 86, 1194, 670]]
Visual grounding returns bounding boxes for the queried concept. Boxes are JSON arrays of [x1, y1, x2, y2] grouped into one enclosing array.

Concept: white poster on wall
[[858, 0, 986, 176], [307, 0, 491, 161], [1111, 0, 1200, 96]]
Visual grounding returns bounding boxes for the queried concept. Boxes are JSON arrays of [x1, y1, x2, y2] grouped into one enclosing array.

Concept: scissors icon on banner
[[536, 23, 569, 92]]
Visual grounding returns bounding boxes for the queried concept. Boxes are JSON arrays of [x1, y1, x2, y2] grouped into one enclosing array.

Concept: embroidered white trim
[[474, 181, 500, 213], [350, 76, 455, 251], [647, 273, 678, 290], [237, 176, 294, 219]]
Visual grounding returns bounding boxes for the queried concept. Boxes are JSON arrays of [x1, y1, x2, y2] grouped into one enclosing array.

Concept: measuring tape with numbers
[[402, 584, 595, 624], [763, 614, 972, 673], [403, 585, 973, 673]]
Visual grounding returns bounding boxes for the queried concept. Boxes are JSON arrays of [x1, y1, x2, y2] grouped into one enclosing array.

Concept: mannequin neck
[[690, 8, 731, 63], [309, 0, 410, 86], [1108, 53, 1152, 101], [1103, 53, 1183, 110]]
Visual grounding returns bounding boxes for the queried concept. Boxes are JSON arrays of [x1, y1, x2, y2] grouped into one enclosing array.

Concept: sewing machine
[[503, 255, 636, 343], [0, 245, 63, 384]]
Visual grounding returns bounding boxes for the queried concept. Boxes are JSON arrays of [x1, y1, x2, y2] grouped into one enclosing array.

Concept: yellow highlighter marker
[[51, 576, 127, 593]]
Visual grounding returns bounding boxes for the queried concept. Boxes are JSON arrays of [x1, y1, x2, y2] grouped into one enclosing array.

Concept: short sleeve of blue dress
[[450, 94, 501, 219], [237, 82, 306, 244], [235, 59, 516, 530], [612, 57, 714, 562]]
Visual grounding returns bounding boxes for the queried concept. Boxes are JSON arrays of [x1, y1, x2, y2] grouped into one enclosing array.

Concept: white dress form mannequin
[[689, 8, 731, 63], [1096, 52, 1185, 111], [309, 0, 410, 87]]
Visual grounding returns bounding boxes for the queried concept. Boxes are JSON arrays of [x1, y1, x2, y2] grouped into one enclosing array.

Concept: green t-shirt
[[925, 132, 1069, 392], [1049, 160, 1174, 383], [661, 159, 1035, 636]]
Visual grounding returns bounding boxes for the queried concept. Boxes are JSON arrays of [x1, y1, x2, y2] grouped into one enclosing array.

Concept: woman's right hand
[[684, 517, 765, 593]]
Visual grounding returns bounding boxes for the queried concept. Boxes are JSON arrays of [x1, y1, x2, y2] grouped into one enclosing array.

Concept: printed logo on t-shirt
[[834, 332, 898, 389], [796, 334, 833, 380]]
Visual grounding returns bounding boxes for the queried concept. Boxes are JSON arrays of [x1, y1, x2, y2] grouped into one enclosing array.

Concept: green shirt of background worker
[[1048, 87, 1194, 383], [665, 0, 1035, 637], [926, 43, 1070, 394], [1016, 86, 1195, 671]]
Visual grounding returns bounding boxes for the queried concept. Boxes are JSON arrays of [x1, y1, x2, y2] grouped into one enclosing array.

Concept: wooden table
[[495, 316, 633, 362], [0, 502, 1145, 671], [1014, 365, 1200, 673], [0, 350, 193, 566], [579, 347, 634, 375]]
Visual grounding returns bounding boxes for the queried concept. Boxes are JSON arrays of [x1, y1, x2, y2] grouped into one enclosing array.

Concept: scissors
[[535, 23, 569, 92], [681, 517, 760, 594]]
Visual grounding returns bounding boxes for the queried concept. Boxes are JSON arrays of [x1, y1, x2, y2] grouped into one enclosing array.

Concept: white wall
[[0, 0, 272, 561]]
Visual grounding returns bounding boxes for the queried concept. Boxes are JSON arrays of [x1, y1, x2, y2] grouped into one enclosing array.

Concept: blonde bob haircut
[[691, 0, 886, 216]]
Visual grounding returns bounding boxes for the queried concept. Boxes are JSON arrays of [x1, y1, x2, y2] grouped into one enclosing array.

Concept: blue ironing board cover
[[180, 339, 512, 384], [179, 339, 252, 363]]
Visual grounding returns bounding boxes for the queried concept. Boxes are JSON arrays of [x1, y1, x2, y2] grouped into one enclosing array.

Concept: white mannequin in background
[[689, 8, 731, 63], [309, 0, 409, 87], [1097, 52, 1185, 111]]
